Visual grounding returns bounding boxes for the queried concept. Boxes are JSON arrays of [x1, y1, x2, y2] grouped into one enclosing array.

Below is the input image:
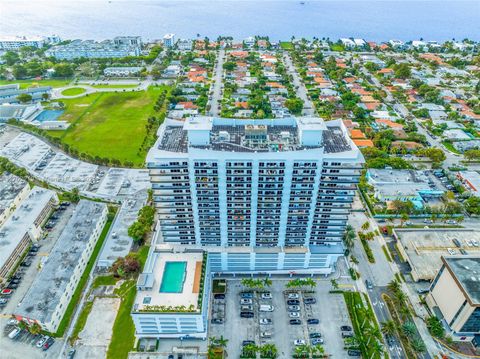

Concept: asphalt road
[[208, 49, 225, 116]]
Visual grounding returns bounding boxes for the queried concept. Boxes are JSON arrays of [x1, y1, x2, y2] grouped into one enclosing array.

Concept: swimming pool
[[160, 261, 187, 293], [34, 110, 64, 122]]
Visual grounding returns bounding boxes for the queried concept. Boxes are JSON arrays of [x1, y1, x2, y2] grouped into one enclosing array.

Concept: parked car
[[341, 325, 352, 331], [288, 312, 300, 318], [423, 219, 433, 224], [287, 299, 300, 305], [260, 332, 272, 338], [240, 298, 253, 305], [261, 292, 272, 299], [211, 318, 223, 324], [36, 335, 49, 348], [240, 311, 254, 318], [342, 332, 353, 338], [287, 293, 299, 299], [348, 349, 361, 356], [7, 283, 18, 289], [307, 319, 319, 325], [42, 337, 55, 351], [294, 339, 306, 346], [67, 349, 76, 359], [8, 327, 21, 339], [259, 305, 274, 312], [446, 220, 457, 225], [311, 338, 324, 345], [365, 279, 373, 290], [241, 305, 253, 311], [289, 319, 302, 325], [303, 297, 316, 304], [214, 294, 225, 300], [7, 318, 18, 326], [1, 288, 13, 296], [20, 260, 31, 267], [259, 318, 272, 325], [288, 305, 300, 312], [242, 340, 255, 346], [309, 332, 322, 338], [240, 292, 253, 299], [0, 298, 8, 305]]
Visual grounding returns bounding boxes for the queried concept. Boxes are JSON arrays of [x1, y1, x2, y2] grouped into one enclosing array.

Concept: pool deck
[[135, 252, 203, 311]]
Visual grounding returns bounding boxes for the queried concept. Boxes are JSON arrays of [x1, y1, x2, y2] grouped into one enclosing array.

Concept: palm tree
[[381, 320, 397, 337], [400, 213, 409, 227], [259, 343, 278, 358], [304, 277, 317, 290], [263, 277, 272, 288], [361, 221, 370, 231], [369, 340, 384, 359], [242, 343, 258, 357], [294, 344, 309, 358], [330, 279, 339, 290], [387, 280, 401, 294], [411, 337, 426, 353], [401, 321, 417, 339]]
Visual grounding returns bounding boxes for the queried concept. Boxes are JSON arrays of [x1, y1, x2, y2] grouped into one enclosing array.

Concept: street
[[208, 49, 225, 116]]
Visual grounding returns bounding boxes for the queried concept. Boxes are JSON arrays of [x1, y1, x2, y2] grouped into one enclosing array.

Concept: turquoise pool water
[[34, 110, 64, 122], [160, 261, 187, 293]]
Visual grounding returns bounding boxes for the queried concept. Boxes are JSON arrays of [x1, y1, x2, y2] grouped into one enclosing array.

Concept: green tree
[[285, 98, 304, 115], [16, 93, 32, 103], [426, 316, 445, 339], [381, 320, 397, 336], [54, 63, 74, 77], [330, 279, 339, 290], [394, 63, 411, 79], [2, 50, 20, 65], [401, 321, 417, 339]]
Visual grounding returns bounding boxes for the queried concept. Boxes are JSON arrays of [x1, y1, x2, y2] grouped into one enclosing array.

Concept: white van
[[259, 305, 274, 312], [8, 327, 21, 339]]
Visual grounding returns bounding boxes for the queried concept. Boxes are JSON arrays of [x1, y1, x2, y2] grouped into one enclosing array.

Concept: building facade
[[426, 256, 480, 344], [163, 34, 176, 48], [0, 36, 44, 50], [146, 116, 364, 273]]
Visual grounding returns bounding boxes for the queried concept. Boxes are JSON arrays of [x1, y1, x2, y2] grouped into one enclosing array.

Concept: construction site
[[393, 229, 480, 281]]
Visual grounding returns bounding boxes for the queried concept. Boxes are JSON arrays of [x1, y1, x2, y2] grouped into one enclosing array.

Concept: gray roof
[[15, 200, 107, 325], [444, 256, 480, 305], [0, 104, 32, 119], [0, 172, 28, 216]]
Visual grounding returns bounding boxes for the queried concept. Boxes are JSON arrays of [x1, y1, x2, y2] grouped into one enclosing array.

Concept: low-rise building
[[177, 39, 193, 51], [426, 256, 480, 344], [0, 84, 51, 105], [0, 103, 42, 122], [457, 171, 480, 197], [367, 169, 443, 208], [0, 187, 58, 284], [14, 200, 108, 332], [0, 173, 30, 226], [103, 67, 142, 77]]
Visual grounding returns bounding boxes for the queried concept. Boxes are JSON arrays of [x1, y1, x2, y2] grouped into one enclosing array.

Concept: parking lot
[[209, 278, 354, 358], [0, 204, 73, 358]]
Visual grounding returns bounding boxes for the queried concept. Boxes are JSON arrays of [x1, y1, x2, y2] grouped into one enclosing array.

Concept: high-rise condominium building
[[145, 116, 364, 274]]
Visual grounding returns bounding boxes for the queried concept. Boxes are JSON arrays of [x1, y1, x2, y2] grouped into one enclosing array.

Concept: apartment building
[[146, 116, 364, 273], [163, 33, 176, 48], [45, 36, 142, 60], [0, 173, 30, 226], [0, 187, 58, 284], [0, 36, 45, 50], [15, 200, 108, 332], [426, 256, 480, 344]]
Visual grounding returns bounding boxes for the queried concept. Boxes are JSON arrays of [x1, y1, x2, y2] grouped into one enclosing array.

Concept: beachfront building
[[45, 36, 142, 60], [426, 256, 480, 345], [0, 187, 58, 284], [146, 116, 364, 270], [163, 34, 176, 48], [0, 36, 45, 50], [14, 200, 108, 332], [132, 249, 210, 339]]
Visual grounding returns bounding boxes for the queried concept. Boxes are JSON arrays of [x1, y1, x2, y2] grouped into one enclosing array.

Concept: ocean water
[[0, 0, 479, 42]]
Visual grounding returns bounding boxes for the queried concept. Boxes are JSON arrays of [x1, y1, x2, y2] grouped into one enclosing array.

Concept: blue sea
[[0, 0, 479, 42]]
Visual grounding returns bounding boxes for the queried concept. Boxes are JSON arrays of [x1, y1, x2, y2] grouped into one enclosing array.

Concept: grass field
[[61, 87, 87, 96], [0, 79, 72, 89], [49, 86, 169, 166]]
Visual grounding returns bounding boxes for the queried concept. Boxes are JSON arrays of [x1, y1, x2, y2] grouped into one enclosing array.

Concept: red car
[[1, 289, 13, 296]]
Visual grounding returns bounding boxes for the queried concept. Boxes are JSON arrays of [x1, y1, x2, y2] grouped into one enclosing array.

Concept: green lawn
[[69, 301, 93, 345], [61, 87, 87, 96], [107, 280, 137, 359], [92, 274, 119, 288], [49, 86, 169, 166], [0, 79, 72, 89]]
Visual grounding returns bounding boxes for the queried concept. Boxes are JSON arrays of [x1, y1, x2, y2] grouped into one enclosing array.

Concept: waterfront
[[1, 0, 480, 41]]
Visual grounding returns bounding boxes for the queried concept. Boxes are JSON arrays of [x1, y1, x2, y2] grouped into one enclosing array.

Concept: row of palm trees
[[293, 344, 326, 358], [241, 343, 278, 358], [285, 278, 317, 290], [240, 277, 272, 290]]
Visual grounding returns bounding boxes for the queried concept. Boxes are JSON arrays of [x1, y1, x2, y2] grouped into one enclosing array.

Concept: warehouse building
[[14, 200, 108, 332]]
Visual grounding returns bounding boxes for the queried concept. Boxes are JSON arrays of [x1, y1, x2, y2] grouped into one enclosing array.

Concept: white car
[[288, 305, 300, 312], [259, 305, 275, 312], [261, 292, 272, 299], [447, 248, 456, 255], [294, 339, 306, 346], [473, 240, 479, 247], [446, 220, 457, 225], [7, 318, 18, 326], [240, 298, 253, 305], [287, 293, 300, 299], [36, 335, 49, 348], [260, 318, 272, 325], [466, 240, 473, 247], [289, 312, 300, 318]]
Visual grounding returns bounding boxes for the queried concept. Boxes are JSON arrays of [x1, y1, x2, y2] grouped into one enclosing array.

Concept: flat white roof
[[0, 187, 56, 272]]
